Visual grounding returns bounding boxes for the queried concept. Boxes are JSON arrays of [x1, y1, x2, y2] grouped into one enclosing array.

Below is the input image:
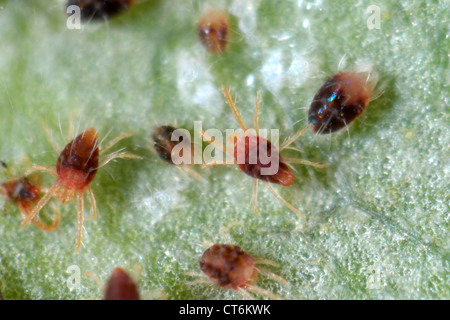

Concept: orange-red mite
[[56, 128, 99, 198], [198, 9, 230, 55], [200, 244, 258, 290], [66, 0, 135, 22], [1, 162, 60, 231], [104, 267, 140, 300], [2, 177, 41, 215], [309, 72, 374, 134], [21, 127, 139, 251], [234, 136, 294, 186]]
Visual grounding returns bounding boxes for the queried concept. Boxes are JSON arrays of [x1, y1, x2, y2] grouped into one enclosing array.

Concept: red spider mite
[[308, 71, 379, 134], [198, 8, 230, 55], [66, 0, 135, 22], [199, 243, 286, 300], [104, 267, 140, 300], [84, 265, 165, 300], [200, 87, 327, 217], [20, 128, 140, 252], [0, 161, 60, 231]]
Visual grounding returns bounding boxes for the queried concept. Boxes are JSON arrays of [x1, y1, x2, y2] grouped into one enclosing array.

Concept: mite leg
[[222, 86, 248, 131], [100, 132, 134, 154], [30, 203, 61, 232], [75, 191, 85, 253], [25, 165, 57, 177], [281, 157, 328, 168], [21, 183, 59, 227], [279, 125, 311, 151], [264, 182, 306, 220], [87, 185, 97, 219]]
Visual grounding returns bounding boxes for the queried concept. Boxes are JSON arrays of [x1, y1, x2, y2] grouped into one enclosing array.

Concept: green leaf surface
[[0, 0, 448, 299]]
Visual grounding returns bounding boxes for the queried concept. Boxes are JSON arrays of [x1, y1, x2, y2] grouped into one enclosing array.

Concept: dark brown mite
[[308, 72, 376, 134], [0, 162, 60, 231], [20, 128, 139, 252], [66, 0, 135, 22], [104, 267, 140, 300], [200, 244, 258, 290], [234, 135, 293, 187], [153, 125, 189, 165], [198, 8, 230, 55]]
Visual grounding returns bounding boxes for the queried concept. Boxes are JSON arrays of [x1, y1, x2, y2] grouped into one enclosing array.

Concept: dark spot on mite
[[200, 244, 257, 290], [66, 0, 135, 22], [308, 72, 374, 134], [198, 9, 230, 55]]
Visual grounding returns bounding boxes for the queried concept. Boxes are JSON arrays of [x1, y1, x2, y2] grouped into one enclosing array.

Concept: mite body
[[234, 135, 294, 187], [104, 267, 140, 300], [200, 244, 257, 290], [198, 9, 230, 55], [66, 0, 135, 22], [153, 125, 190, 165], [308, 72, 378, 134], [196, 243, 286, 299], [21, 128, 139, 252], [200, 87, 326, 216], [1, 162, 60, 231]]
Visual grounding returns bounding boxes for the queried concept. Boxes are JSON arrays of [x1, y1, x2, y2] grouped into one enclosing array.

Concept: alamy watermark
[[366, 5, 381, 30], [66, 264, 82, 291], [165, 121, 281, 176], [66, 5, 81, 30]]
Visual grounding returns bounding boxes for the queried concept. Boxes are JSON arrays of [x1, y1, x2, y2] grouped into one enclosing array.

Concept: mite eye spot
[[308, 72, 378, 134], [66, 0, 135, 22], [198, 8, 230, 55]]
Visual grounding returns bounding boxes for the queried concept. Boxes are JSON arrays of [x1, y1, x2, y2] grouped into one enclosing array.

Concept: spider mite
[[84, 265, 166, 300], [200, 87, 327, 217], [66, 0, 135, 22], [0, 161, 60, 231], [198, 8, 230, 55], [308, 71, 379, 134], [153, 125, 190, 165], [199, 243, 286, 300], [83, 266, 140, 300], [104, 267, 140, 300], [152, 125, 202, 180], [20, 128, 140, 252]]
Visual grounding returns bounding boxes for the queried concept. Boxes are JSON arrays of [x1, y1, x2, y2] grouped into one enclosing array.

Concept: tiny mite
[[153, 125, 190, 165], [20, 128, 140, 252], [104, 267, 140, 300], [66, 0, 135, 22], [199, 244, 286, 299], [0, 161, 60, 231], [308, 72, 378, 134], [200, 87, 326, 217], [198, 8, 230, 55]]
